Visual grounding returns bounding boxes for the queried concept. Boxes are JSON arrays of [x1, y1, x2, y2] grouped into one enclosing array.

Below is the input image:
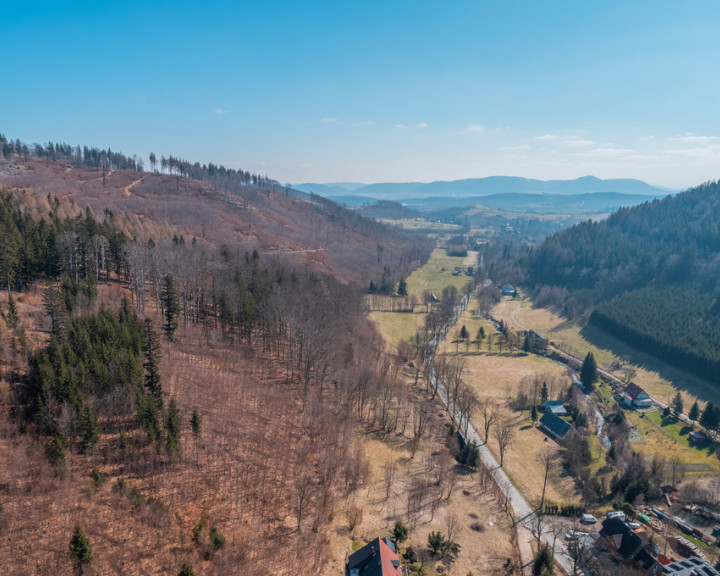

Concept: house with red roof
[[347, 537, 403, 576], [625, 382, 653, 409]]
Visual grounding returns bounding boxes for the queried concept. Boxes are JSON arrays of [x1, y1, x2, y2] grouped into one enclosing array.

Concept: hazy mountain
[[295, 176, 669, 201]]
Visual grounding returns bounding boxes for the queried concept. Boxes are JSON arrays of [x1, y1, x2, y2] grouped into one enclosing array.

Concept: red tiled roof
[[625, 382, 646, 401]]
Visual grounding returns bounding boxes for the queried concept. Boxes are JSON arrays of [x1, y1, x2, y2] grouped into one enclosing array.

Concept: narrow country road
[[426, 290, 579, 575]]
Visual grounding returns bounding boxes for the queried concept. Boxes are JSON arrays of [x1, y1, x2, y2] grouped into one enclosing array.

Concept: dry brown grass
[[437, 305, 581, 506], [327, 379, 518, 576], [501, 296, 720, 412]]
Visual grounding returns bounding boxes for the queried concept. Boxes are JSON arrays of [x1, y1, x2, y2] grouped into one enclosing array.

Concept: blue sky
[[2, 1, 719, 188]]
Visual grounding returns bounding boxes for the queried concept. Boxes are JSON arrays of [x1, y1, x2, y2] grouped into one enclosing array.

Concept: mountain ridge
[[294, 175, 670, 200]]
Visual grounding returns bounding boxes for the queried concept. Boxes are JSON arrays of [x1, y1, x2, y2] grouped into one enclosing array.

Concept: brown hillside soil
[[0, 314, 362, 575], [0, 160, 418, 287]]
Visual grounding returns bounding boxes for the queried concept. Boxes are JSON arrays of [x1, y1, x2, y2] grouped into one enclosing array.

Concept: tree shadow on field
[[579, 323, 718, 404]]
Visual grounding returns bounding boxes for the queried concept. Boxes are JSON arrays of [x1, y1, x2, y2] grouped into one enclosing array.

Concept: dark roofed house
[[544, 400, 567, 417], [663, 556, 720, 576], [600, 516, 662, 575], [689, 431, 708, 444], [347, 537, 402, 576], [626, 382, 653, 409], [539, 411, 570, 439]]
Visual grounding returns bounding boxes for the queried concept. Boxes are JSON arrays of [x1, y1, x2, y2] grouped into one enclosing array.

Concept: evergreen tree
[[6, 292, 19, 329], [541, 381, 548, 403], [672, 392, 684, 420], [178, 562, 195, 576], [428, 531, 446, 555], [69, 523, 92, 573], [166, 397, 182, 453], [531, 405, 538, 423], [162, 273, 180, 341], [689, 401, 700, 423], [392, 520, 409, 545], [190, 407, 201, 437], [143, 319, 162, 407], [79, 405, 99, 452], [580, 352, 598, 390], [397, 278, 408, 296], [460, 325, 467, 340]]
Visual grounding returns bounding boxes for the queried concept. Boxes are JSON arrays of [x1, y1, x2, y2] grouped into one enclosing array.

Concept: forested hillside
[[529, 180, 720, 382], [0, 135, 433, 574]]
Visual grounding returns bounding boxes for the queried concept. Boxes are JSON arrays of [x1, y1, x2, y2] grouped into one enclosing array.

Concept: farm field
[[497, 295, 720, 418], [369, 310, 425, 351], [496, 296, 720, 476], [436, 305, 582, 507], [403, 247, 476, 300]]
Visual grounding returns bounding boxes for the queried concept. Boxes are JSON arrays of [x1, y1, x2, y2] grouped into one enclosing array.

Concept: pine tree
[[392, 520, 409, 545], [580, 352, 598, 390], [541, 381, 548, 403], [6, 292, 19, 329], [190, 407, 201, 437], [162, 273, 180, 341], [178, 562, 195, 576], [672, 392, 684, 420], [397, 279, 408, 296], [143, 319, 162, 407], [531, 405, 538, 422], [69, 523, 92, 572], [79, 405, 99, 452], [689, 401, 700, 423], [166, 397, 182, 453]]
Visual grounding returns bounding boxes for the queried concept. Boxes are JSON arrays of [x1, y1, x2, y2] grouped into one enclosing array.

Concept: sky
[[2, 0, 720, 188]]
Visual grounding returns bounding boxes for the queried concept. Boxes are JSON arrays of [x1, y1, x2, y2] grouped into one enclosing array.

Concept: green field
[[625, 409, 719, 474], [404, 247, 476, 299], [369, 310, 425, 349]]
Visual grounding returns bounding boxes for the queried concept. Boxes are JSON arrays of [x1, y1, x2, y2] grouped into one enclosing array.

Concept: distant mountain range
[[293, 176, 671, 202]]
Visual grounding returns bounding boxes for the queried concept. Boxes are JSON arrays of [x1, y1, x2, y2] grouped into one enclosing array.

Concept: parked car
[[581, 513, 597, 524], [564, 531, 586, 541], [605, 511, 626, 522]]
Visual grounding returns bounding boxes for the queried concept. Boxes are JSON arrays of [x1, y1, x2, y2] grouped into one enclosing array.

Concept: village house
[[600, 516, 662, 574], [539, 411, 570, 439], [500, 283, 517, 297], [622, 382, 653, 409], [346, 537, 403, 576]]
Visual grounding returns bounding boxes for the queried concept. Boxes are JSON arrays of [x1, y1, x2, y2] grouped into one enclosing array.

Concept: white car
[[581, 513, 597, 524], [605, 511, 626, 522], [565, 531, 583, 541]]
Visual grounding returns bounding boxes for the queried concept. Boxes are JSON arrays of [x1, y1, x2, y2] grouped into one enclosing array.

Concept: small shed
[[501, 284, 517, 297], [544, 400, 567, 417], [689, 431, 708, 444]]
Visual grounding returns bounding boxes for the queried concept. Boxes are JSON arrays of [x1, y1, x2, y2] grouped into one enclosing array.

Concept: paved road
[[426, 292, 578, 575]]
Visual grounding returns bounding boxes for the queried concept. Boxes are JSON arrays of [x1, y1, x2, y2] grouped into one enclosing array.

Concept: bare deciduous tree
[[494, 421, 515, 467]]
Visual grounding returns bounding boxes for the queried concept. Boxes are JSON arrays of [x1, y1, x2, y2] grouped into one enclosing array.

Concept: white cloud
[[662, 145, 720, 158], [668, 135, 719, 143], [416, 122, 429, 128], [213, 108, 228, 115], [534, 134, 558, 141], [501, 145, 531, 151], [394, 124, 407, 129], [465, 124, 485, 133], [353, 120, 374, 127], [321, 117, 341, 123], [573, 147, 634, 158], [563, 137, 595, 147]]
